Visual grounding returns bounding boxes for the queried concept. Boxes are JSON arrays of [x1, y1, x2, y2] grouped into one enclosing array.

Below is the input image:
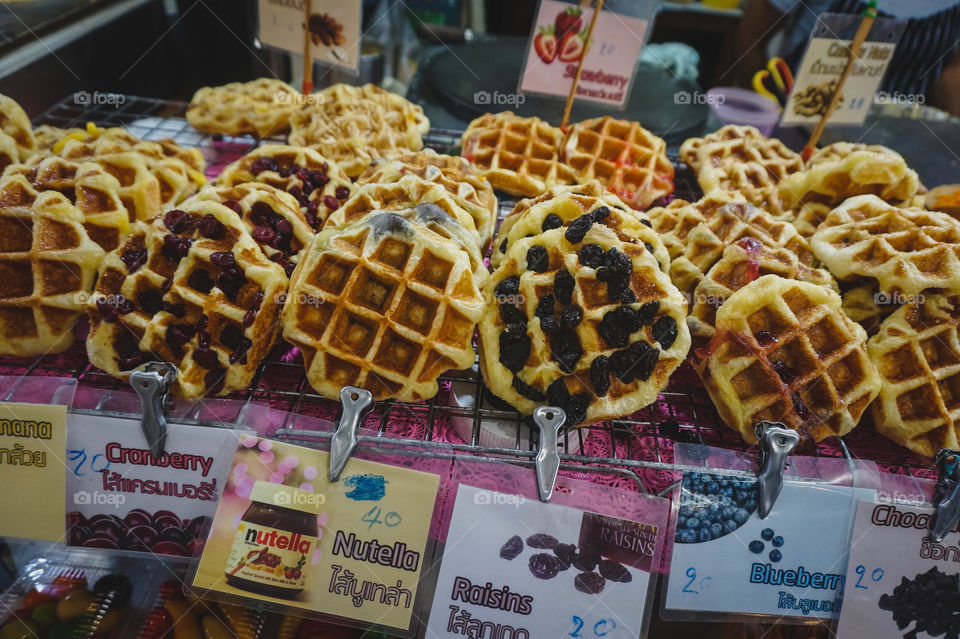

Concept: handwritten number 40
[[361, 506, 401, 530], [570, 616, 616, 637], [854, 565, 884, 589]]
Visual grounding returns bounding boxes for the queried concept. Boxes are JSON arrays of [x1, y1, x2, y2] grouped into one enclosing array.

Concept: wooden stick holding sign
[[302, 0, 314, 94], [801, 0, 878, 161], [561, 0, 605, 127]]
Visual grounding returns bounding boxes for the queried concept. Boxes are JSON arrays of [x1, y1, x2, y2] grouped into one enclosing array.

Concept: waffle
[[0, 94, 35, 163], [811, 194, 960, 297], [282, 211, 484, 402], [491, 191, 670, 273], [187, 78, 301, 138], [0, 133, 21, 176], [288, 83, 429, 178], [647, 191, 815, 295], [868, 293, 960, 457], [216, 144, 354, 231], [357, 150, 497, 249], [478, 223, 690, 426], [86, 198, 288, 397], [841, 282, 897, 335], [562, 116, 674, 209], [688, 238, 836, 348], [699, 274, 880, 442], [503, 180, 650, 226], [460, 111, 576, 197], [679, 125, 766, 171], [32, 125, 68, 154], [0, 175, 105, 356]]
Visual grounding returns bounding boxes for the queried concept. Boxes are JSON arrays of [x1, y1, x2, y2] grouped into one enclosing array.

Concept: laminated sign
[[258, 0, 361, 71]]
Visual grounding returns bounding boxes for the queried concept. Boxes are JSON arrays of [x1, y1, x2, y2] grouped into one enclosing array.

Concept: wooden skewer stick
[[801, 0, 878, 161], [561, 0, 605, 128], [302, 0, 314, 95]]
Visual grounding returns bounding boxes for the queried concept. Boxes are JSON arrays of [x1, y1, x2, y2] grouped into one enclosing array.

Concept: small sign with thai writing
[[0, 402, 68, 542], [258, 0, 361, 72]]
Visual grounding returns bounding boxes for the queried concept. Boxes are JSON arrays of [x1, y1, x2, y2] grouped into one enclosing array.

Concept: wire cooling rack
[[7, 93, 937, 494]]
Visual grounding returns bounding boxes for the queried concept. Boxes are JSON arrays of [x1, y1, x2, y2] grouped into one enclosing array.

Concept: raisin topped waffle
[[460, 111, 576, 197], [698, 274, 880, 442], [811, 194, 960, 297], [0, 93, 35, 165], [0, 175, 105, 356], [562, 116, 674, 209], [282, 211, 484, 402], [86, 199, 288, 397], [187, 78, 301, 138], [478, 221, 690, 427], [868, 293, 960, 457], [679, 124, 766, 170]]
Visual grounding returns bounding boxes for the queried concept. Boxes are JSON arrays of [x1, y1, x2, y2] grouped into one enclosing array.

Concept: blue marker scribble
[[344, 474, 387, 501]]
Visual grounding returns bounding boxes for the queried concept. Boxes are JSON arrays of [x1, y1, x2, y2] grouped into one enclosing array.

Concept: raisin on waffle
[[698, 274, 880, 443], [357, 150, 497, 250], [679, 124, 766, 170], [0, 93, 35, 164], [478, 221, 690, 427], [216, 144, 354, 231], [868, 293, 960, 458], [562, 116, 674, 209], [0, 175, 105, 356], [811, 194, 960, 297], [282, 211, 483, 402], [86, 198, 287, 397], [187, 78, 301, 138], [460, 111, 576, 197]]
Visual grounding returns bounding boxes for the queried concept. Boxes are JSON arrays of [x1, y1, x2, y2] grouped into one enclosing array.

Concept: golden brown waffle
[[699, 274, 880, 442], [688, 238, 836, 348], [87, 198, 287, 398], [647, 191, 814, 295], [187, 78, 301, 138], [503, 180, 650, 226], [282, 211, 484, 402], [32, 125, 68, 154], [0, 94, 35, 163], [460, 111, 576, 197], [868, 293, 960, 457], [841, 282, 898, 336], [811, 194, 960, 297], [492, 190, 669, 273], [0, 133, 21, 176], [288, 83, 429, 178], [679, 124, 766, 170], [479, 223, 690, 426], [357, 150, 497, 249], [562, 116, 674, 209], [0, 175, 105, 356]]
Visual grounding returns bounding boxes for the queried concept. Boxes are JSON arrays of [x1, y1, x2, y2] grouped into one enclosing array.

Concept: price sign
[[836, 500, 958, 638], [192, 437, 439, 631], [258, 0, 361, 72]]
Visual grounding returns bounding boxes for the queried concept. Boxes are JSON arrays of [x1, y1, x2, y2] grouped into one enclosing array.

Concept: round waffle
[[0, 175, 105, 356], [868, 293, 960, 458], [479, 223, 690, 426], [562, 116, 674, 209], [288, 83, 429, 178], [32, 125, 68, 154], [460, 111, 576, 197], [357, 150, 497, 249], [187, 78, 301, 138], [699, 274, 880, 442], [87, 198, 288, 397], [282, 211, 484, 402], [503, 180, 650, 226], [679, 125, 767, 170], [0, 94, 35, 163], [811, 194, 960, 297]]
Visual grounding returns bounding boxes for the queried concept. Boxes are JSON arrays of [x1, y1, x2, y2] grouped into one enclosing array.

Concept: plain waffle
[[0, 94, 35, 164], [679, 124, 766, 171], [187, 78, 301, 138], [841, 282, 897, 335]]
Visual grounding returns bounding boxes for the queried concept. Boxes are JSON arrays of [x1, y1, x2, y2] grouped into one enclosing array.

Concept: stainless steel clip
[[931, 448, 960, 542], [533, 406, 566, 503], [129, 362, 177, 457], [755, 421, 800, 519], [329, 386, 374, 482]]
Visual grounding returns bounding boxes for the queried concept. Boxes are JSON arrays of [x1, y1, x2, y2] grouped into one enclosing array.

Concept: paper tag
[[664, 471, 869, 619], [836, 500, 960, 638], [65, 414, 237, 556], [425, 485, 668, 639], [0, 402, 68, 542], [258, 0, 361, 72], [192, 437, 439, 631], [518, 0, 648, 108]]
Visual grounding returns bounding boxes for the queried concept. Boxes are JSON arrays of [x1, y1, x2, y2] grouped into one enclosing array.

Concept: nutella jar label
[[226, 521, 316, 592]]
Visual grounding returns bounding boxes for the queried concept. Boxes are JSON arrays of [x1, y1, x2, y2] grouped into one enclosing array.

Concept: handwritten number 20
[[854, 565, 884, 590], [570, 616, 617, 637]]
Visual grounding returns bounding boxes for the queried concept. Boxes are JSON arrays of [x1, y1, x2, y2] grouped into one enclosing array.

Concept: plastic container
[[706, 87, 782, 136]]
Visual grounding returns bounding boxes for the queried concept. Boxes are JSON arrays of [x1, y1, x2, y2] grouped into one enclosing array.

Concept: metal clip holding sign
[[533, 406, 566, 503], [329, 386, 374, 482], [931, 448, 960, 542], [129, 362, 177, 458], [755, 421, 800, 519]]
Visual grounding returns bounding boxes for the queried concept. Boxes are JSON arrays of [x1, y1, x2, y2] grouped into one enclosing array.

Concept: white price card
[[426, 484, 669, 639], [664, 471, 870, 620], [258, 0, 361, 72], [836, 500, 960, 638]]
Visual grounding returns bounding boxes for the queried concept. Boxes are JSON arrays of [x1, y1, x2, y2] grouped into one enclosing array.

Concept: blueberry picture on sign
[[674, 472, 759, 544]]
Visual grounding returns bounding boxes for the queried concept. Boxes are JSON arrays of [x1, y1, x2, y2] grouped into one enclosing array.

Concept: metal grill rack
[[8, 93, 937, 494]]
